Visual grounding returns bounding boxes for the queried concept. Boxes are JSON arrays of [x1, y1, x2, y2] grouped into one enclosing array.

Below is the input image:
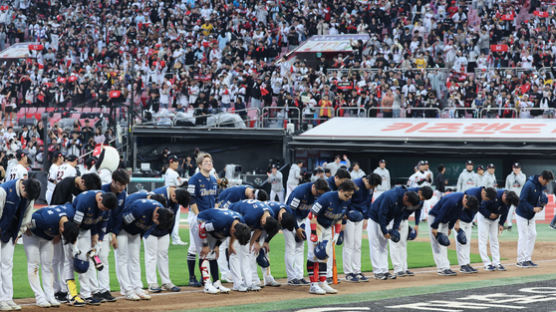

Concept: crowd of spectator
[[0, 0, 553, 129]]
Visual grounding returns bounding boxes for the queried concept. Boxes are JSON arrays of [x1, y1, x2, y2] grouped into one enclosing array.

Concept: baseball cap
[[16, 149, 28, 160], [477, 165, 485, 171], [271, 164, 278, 169], [418, 160, 426, 166], [512, 162, 521, 168], [487, 163, 495, 169], [423, 160, 429, 165], [66, 155, 78, 162], [379, 159, 386, 164], [466, 160, 473, 165], [168, 154, 179, 162]]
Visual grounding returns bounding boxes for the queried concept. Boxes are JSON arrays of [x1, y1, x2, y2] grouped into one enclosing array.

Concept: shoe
[[384, 272, 396, 280], [345, 273, 359, 282], [496, 264, 507, 271], [288, 279, 301, 286], [516, 261, 529, 268], [172, 240, 187, 246], [125, 294, 140, 301], [213, 280, 230, 293], [247, 285, 261, 291], [438, 269, 457, 276], [161, 283, 181, 292], [405, 270, 415, 276], [101, 291, 116, 302], [252, 280, 264, 288], [36, 299, 51, 308], [550, 224, 556, 230], [136, 290, 151, 300], [54, 292, 68, 303], [299, 278, 310, 285], [189, 277, 202, 287], [356, 273, 369, 282], [48, 298, 60, 307], [264, 278, 281, 287], [374, 273, 387, 280], [394, 271, 406, 277], [84, 297, 102, 306], [326, 277, 333, 284], [460, 265, 473, 274], [484, 264, 496, 271], [148, 285, 162, 293], [232, 284, 248, 292], [204, 283, 220, 294], [527, 261, 538, 267], [319, 282, 338, 294], [468, 265, 478, 273], [93, 292, 107, 303], [0, 302, 11, 311], [69, 296, 86, 307], [309, 283, 326, 295], [5, 301, 21, 310]]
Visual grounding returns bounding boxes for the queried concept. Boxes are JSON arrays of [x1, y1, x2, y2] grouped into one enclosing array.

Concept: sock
[[199, 259, 210, 284], [187, 253, 196, 279], [307, 261, 319, 283], [319, 263, 327, 283], [209, 259, 219, 282]]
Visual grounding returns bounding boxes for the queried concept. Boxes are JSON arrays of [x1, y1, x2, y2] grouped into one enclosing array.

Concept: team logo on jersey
[[118, 199, 124, 206]]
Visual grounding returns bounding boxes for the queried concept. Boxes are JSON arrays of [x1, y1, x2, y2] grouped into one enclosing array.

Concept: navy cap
[[168, 154, 179, 162], [466, 160, 473, 165], [66, 155, 78, 162], [487, 163, 495, 169], [477, 165, 485, 171], [16, 149, 28, 160], [513, 162, 521, 168]]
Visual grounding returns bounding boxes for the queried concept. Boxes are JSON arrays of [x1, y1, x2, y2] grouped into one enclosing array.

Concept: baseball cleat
[[468, 265, 478, 273], [484, 264, 496, 271], [101, 291, 117, 302], [345, 273, 359, 282], [48, 299, 61, 307], [298, 278, 310, 285], [374, 273, 387, 280], [232, 285, 248, 292], [319, 282, 338, 294], [161, 283, 181, 292], [527, 261, 538, 267], [204, 283, 220, 294], [405, 270, 415, 276], [496, 264, 507, 271], [92, 292, 106, 303], [247, 285, 261, 291], [5, 300, 21, 310], [356, 273, 369, 282], [394, 271, 406, 277], [148, 285, 163, 293], [84, 297, 102, 306], [36, 299, 51, 308], [309, 283, 326, 295], [438, 269, 457, 276], [54, 292, 68, 303], [384, 272, 396, 279], [68, 295, 86, 307], [136, 290, 151, 300], [288, 279, 302, 286], [516, 261, 529, 268], [213, 280, 230, 293], [125, 294, 140, 301], [460, 265, 473, 274], [264, 278, 281, 287], [189, 277, 202, 287]]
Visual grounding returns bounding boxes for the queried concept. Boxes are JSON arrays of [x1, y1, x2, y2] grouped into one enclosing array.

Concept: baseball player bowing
[[187, 153, 218, 288], [307, 180, 356, 295], [516, 170, 553, 268], [263, 201, 297, 287], [343, 173, 382, 283], [367, 186, 420, 280], [478, 189, 519, 271], [285, 179, 330, 286], [23, 204, 79, 308], [113, 198, 174, 300], [90, 169, 130, 303], [428, 192, 478, 276], [62, 190, 117, 306], [145, 186, 190, 292], [458, 187, 497, 273], [326, 168, 351, 191], [389, 186, 434, 278], [0, 178, 41, 311], [229, 199, 278, 291], [194, 208, 251, 294]]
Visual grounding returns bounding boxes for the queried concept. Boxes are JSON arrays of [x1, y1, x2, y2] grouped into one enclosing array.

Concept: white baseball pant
[[343, 219, 363, 275], [0, 240, 16, 302], [367, 219, 389, 274], [428, 215, 451, 271], [516, 215, 536, 263], [477, 214, 501, 266], [187, 213, 198, 255], [283, 218, 306, 281], [52, 241, 67, 293], [270, 190, 285, 203], [455, 221, 472, 266], [249, 232, 275, 285], [229, 235, 253, 289], [507, 205, 516, 226], [62, 229, 94, 298], [389, 219, 409, 273], [307, 223, 332, 263], [171, 206, 182, 243], [114, 230, 142, 296], [23, 234, 56, 303], [217, 238, 231, 280], [89, 237, 111, 293], [285, 184, 296, 203], [143, 234, 172, 287]]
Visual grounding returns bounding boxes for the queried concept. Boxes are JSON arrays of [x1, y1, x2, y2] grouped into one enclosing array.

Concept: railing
[[335, 106, 366, 117], [479, 107, 519, 118], [403, 107, 441, 118], [441, 107, 480, 118], [301, 107, 336, 128], [260, 106, 301, 130]]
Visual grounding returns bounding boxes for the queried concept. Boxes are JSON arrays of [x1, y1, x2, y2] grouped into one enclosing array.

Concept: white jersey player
[[504, 162, 526, 229], [6, 150, 29, 181], [164, 155, 185, 245], [46, 152, 64, 205], [57, 156, 78, 182], [373, 159, 391, 196]]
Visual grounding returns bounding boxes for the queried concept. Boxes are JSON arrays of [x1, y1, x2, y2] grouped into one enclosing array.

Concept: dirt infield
[[15, 240, 556, 312]]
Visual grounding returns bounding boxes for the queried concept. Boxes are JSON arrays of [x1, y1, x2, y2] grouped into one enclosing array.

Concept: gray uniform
[[481, 172, 497, 188], [373, 167, 391, 192], [286, 164, 302, 200], [505, 171, 526, 226], [268, 171, 285, 203], [457, 170, 479, 192], [325, 159, 351, 176]]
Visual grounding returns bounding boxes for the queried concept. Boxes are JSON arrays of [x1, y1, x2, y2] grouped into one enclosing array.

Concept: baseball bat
[[332, 228, 338, 285]]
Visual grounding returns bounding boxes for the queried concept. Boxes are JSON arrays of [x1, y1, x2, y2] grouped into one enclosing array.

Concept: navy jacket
[[229, 199, 274, 230], [72, 191, 109, 238], [311, 191, 350, 228], [197, 209, 245, 240], [121, 199, 162, 235], [401, 187, 422, 225], [516, 175, 548, 220], [349, 178, 373, 217], [30, 204, 75, 241], [368, 186, 407, 235], [286, 182, 318, 220], [429, 192, 464, 229], [217, 185, 252, 208]]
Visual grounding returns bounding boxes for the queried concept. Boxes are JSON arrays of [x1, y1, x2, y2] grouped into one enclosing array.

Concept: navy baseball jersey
[[30, 204, 75, 241], [462, 187, 491, 223], [187, 172, 218, 212], [368, 186, 407, 235], [326, 176, 337, 191], [267, 201, 298, 229], [121, 199, 163, 235], [286, 182, 318, 220], [429, 192, 465, 229], [517, 175, 548, 220], [311, 191, 350, 228], [197, 209, 245, 240], [104, 183, 127, 236], [217, 185, 252, 208], [72, 191, 109, 237], [152, 186, 179, 212], [401, 187, 422, 225], [229, 199, 274, 229], [480, 189, 512, 226], [349, 178, 373, 216]]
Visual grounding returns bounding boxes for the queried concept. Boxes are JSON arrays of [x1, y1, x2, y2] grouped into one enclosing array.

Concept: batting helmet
[[407, 226, 417, 240], [456, 229, 467, 245], [314, 240, 329, 260], [256, 249, 270, 268], [435, 232, 450, 246], [73, 257, 90, 273], [295, 223, 307, 243], [347, 210, 364, 222], [389, 229, 401, 243]]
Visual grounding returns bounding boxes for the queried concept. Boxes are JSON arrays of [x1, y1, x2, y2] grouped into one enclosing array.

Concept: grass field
[[13, 218, 556, 299]]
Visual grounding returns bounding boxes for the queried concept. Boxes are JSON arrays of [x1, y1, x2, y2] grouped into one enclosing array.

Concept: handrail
[[479, 107, 518, 118], [260, 106, 301, 130], [335, 106, 366, 117]]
